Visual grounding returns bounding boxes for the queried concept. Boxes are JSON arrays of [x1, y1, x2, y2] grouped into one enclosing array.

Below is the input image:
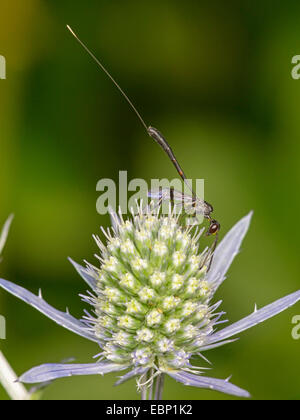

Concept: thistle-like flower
[[0, 205, 300, 399]]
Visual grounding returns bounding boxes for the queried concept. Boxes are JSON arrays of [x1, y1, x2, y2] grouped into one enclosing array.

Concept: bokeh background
[[1, 0, 300, 400]]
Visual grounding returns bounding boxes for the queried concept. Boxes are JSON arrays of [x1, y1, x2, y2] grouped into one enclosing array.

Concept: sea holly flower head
[[0, 204, 300, 399]]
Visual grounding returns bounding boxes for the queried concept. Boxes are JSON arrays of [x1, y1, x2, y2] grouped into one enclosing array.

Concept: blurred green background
[[1, 0, 300, 400]]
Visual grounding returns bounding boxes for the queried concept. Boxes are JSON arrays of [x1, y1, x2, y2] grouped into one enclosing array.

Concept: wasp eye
[[209, 220, 220, 235]]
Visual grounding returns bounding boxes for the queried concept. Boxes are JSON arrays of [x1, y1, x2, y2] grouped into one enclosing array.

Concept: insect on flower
[[0, 28, 299, 401], [66, 26, 220, 257], [0, 207, 300, 400]]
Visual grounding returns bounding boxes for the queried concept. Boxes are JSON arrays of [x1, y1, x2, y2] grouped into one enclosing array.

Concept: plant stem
[[140, 371, 149, 400], [154, 373, 165, 400], [0, 351, 31, 400], [140, 370, 165, 400]]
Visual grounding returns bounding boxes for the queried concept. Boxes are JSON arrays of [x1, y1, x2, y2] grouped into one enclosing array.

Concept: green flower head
[[89, 204, 214, 371]]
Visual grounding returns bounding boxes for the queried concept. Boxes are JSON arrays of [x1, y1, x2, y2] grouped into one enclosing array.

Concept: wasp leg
[[207, 233, 218, 272], [199, 232, 218, 272]]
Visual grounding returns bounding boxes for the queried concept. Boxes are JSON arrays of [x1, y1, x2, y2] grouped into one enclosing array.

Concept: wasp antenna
[[66, 25, 148, 132]]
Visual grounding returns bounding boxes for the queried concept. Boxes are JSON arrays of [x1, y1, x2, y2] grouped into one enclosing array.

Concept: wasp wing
[[148, 188, 195, 213], [148, 188, 194, 204]]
